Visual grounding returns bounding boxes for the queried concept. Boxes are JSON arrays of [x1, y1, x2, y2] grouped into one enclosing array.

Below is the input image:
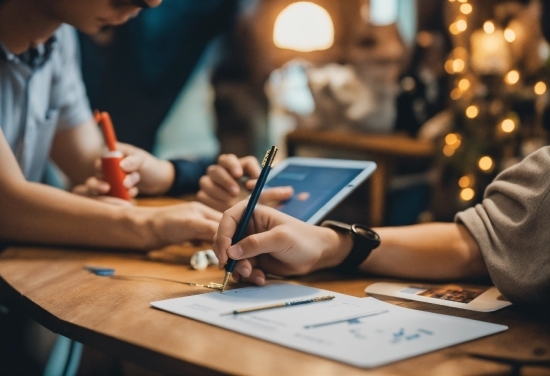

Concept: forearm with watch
[[320, 220, 381, 274]]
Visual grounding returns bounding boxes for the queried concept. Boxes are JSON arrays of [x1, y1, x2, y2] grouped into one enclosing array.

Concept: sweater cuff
[[166, 157, 216, 196]]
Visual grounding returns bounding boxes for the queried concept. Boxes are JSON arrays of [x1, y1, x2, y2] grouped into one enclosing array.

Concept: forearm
[[0, 180, 161, 250], [50, 120, 104, 185], [312, 222, 487, 279], [362, 223, 488, 280]]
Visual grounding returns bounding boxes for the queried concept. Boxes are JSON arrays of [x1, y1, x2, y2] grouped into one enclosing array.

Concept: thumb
[[119, 153, 145, 173], [259, 186, 294, 207]]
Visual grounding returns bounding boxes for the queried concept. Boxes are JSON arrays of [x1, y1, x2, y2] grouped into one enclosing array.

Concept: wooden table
[[1, 245, 549, 375]]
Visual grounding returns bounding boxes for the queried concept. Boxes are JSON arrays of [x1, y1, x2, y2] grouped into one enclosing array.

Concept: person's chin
[[76, 20, 116, 35], [77, 24, 107, 35]]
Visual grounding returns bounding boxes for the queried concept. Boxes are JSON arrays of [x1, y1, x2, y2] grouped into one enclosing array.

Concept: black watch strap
[[321, 220, 380, 273]]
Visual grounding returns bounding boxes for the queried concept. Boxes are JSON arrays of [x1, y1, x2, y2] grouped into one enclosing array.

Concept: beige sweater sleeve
[[455, 146, 550, 307]]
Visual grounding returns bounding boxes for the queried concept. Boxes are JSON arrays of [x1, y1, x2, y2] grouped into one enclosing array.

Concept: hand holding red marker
[[95, 110, 131, 201]]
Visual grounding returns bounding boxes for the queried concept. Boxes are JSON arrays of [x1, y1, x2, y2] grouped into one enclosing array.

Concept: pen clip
[[261, 146, 278, 168]]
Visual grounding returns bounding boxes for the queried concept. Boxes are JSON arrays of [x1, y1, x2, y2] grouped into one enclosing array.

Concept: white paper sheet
[[151, 282, 507, 368]]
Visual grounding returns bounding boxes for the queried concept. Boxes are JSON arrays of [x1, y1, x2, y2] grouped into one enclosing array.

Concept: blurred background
[[79, 0, 550, 227]]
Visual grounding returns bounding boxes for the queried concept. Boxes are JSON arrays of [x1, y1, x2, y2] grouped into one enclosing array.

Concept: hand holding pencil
[[220, 146, 278, 291]]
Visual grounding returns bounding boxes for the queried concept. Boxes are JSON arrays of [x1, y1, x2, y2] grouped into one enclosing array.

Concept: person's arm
[[49, 118, 104, 185], [213, 201, 488, 285], [0, 129, 221, 249], [364, 223, 487, 280]]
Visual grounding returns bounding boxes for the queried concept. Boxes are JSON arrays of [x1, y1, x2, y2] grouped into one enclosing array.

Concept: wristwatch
[[321, 220, 381, 273]]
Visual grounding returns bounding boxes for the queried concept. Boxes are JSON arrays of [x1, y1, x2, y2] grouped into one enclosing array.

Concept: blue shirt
[[0, 25, 92, 182]]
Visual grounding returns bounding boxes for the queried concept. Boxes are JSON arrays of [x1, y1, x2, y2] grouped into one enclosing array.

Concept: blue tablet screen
[[265, 165, 364, 222]]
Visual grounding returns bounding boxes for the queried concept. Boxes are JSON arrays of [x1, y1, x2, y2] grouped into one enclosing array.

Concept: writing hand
[[213, 200, 346, 285]]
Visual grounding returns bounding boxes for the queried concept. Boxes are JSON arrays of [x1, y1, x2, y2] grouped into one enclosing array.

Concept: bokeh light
[[501, 118, 515, 133], [466, 105, 479, 118], [505, 70, 520, 85], [460, 188, 475, 201], [458, 78, 470, 91], [478, 156, 494, 171], [534, 81, 547, 95], [483, 21, 495, 34], [504, 28, 516, 42], [458, 175, 471, 188], [460, 3, 472, 14]]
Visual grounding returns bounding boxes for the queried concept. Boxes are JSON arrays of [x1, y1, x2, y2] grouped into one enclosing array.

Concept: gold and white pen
[[220, 295, 335, 315]]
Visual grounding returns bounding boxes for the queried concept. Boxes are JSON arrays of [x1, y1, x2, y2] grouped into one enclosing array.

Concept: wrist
[[320, 220, 381, 273], [311, 227, 353, 272], [154, 159, 176, 196], [125, 206, 164, 250]]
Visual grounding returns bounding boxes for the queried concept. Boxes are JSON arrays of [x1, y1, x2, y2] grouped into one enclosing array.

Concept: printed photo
[[400, 285, 486, 304]]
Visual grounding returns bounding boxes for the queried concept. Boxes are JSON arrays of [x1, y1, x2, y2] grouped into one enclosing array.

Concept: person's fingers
[[123, 171, 141, 189], [231, 270, 241, 282], [127, 187, 138, 198], [172, 202, 223, 242], [189, 201, 223, 222], [213, 201, 246, 264], [234, 258, 253, 278], [217, 154, 244, 177], [116, 142, 139, 155], [248, 268, 266, 285], [119, 153, 145, 173], [227, 227, 290, 260], [196, 191, 230, 213], [199, 174, 237, 201], [72, 184, 89, 196], [259, 186, 294, 206], [206, 165, 241, 196], [82, 177, 110, 195], [244, 178, 258, 191], [190, 218, 221, 242], [239, 156, 262, 179], [213, 228, 232, 266], [234, 258, 266, 285], [234, 265, 266, 285]]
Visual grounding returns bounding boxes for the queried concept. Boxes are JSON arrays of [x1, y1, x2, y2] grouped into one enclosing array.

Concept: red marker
[[98, 111, 117, 152], [95, 110, 131, 201]]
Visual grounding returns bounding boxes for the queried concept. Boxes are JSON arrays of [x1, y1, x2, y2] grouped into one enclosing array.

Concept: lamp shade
[[273, 1, 334, 52]]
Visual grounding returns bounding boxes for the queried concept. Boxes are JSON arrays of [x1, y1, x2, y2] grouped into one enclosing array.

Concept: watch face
[[355, 226, 372, 238], [352, 224, 381, 245]]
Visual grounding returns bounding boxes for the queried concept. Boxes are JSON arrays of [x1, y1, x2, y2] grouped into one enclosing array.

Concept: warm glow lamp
[[273, 2, 334, 52]]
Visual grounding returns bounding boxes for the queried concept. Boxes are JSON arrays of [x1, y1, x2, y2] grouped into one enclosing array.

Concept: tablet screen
[[265, 161, 372, 223]]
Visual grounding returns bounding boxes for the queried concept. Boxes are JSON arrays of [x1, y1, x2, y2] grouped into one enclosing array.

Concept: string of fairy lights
[[442, 0, 549, 203]]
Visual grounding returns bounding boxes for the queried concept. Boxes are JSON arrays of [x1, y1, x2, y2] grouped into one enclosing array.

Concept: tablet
[[265, 157, 376, 224]]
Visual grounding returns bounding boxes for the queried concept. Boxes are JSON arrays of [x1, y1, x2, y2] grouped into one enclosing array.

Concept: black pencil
[[220, 146, 278, 292]]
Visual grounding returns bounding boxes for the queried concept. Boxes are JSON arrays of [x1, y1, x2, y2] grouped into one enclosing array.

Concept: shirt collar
[[0, 35, 57, 69]]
